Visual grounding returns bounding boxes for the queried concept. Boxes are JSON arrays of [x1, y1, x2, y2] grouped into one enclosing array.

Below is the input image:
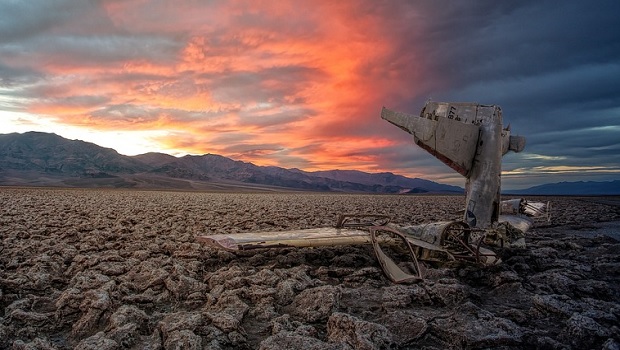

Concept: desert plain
[[0, 187, 619, 349]]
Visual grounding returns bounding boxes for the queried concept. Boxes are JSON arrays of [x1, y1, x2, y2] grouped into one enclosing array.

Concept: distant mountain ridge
[[504, 180, 620, 196], [308, 169, 463, 193], [0, 132, 463, 193], [0, 131, 148, 174], [3, 132, 617, 195]]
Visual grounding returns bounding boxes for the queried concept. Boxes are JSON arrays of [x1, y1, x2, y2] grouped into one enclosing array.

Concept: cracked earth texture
[[1, 188, 619, 349]]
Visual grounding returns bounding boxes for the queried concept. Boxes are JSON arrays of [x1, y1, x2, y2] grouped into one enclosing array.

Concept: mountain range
[[1, 132, 618, 195], [504, 180, 620, 196], [0, 132, 463, 193]]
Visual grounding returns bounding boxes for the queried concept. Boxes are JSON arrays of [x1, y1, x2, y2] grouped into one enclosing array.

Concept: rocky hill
[[0, 132, 148, 175]]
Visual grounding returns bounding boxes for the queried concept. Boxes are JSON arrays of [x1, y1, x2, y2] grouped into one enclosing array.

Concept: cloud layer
[[1, 0, 619, 188]]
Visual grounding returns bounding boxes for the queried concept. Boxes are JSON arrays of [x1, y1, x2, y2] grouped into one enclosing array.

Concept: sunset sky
[[1, 0, 619, 189]]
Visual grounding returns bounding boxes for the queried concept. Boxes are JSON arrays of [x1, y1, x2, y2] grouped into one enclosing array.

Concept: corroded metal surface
[[382, 101, 527, 229], [198, 101, 550, 282], [381, 107, 479, 176], [197, 227, 372, 250], [369, 226, 422, 283]]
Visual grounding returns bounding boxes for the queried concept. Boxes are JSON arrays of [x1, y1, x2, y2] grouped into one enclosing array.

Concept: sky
[[1, 0, 619, 189]]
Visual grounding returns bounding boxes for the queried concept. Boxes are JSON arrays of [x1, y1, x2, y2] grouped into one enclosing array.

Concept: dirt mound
[[1, 189, 619, 349]]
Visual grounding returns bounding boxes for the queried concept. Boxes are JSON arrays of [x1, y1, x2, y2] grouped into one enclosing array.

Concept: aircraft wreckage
[[197, 101, 550, 283]]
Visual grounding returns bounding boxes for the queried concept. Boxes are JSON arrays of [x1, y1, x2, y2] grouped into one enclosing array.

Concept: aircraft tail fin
[[382, 105, 480, 176]]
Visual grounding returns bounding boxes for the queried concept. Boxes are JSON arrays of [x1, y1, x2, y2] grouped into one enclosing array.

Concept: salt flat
[[1, 188, 619, 349]]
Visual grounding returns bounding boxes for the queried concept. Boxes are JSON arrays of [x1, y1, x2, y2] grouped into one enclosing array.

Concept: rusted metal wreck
[[197, 101, 550, 283]]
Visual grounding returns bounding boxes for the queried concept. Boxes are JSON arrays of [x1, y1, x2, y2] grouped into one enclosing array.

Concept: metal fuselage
[[381, 101, 525, 229]]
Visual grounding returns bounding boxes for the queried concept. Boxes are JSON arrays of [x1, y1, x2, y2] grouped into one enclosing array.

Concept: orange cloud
[[13, 1, 428, 177]]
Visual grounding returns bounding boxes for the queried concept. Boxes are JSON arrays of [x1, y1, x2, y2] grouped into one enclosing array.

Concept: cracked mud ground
[[1, 188, 619, 349]]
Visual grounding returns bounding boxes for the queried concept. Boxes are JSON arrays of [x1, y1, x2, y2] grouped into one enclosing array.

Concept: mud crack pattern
[[1, 189, 619, 349]]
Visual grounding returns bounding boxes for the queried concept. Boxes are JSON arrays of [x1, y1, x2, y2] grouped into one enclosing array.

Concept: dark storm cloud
[[376, 0, 620, 186], [409, 1, 620, 86], [384, 0, 620, 109]]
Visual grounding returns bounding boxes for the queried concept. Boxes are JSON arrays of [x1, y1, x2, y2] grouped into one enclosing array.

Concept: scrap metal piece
[[394, 221, 500, 265], [500, 198, 551, 230], [197, 212, 500, 283], [498, 215, 534, 235], [395, 221, 467, 246], [336, 214, 391, 228], [369, 226, 422, 283], [500, 198, 525, 215], [198, 214, 393, 251], [525, 201, 552, 225], [485, 221, 527, 249], [403, 235, 456, 263], [197, 227, 372, 251], [501, 198, 550, 218], [381, 107, 479, 176]]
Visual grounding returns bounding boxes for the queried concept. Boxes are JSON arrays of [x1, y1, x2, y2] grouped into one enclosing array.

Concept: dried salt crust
[[1, 188, 619, 349]]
